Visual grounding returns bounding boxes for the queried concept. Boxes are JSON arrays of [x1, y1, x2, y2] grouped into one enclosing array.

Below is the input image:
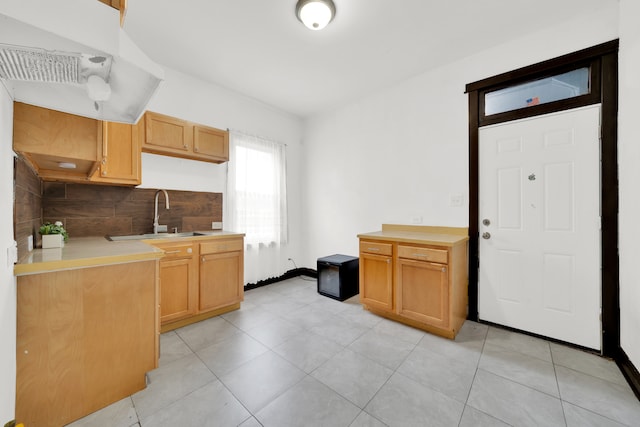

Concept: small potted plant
[[39, 221, 69, 248]]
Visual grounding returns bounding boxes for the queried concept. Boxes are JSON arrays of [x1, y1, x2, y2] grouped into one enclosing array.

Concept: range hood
[[0, 0, 163, 124]]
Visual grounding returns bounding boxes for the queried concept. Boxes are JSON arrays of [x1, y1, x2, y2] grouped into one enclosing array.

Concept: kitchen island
[[14, 237, 163, 427], [358, 224, 469, 339]]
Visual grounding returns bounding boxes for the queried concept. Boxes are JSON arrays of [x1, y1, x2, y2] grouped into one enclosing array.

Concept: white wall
[[618, 0, 640, 370], [301, 4, 619, 268], [0, 83, 16, 423], [141, 68, 305, 281]]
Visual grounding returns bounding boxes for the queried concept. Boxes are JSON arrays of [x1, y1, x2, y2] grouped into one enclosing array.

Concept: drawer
[[359, 241, 393, 256], [398, 245, 448, 264], [155, 242, 195, 259], [200, 238, 243, 255]]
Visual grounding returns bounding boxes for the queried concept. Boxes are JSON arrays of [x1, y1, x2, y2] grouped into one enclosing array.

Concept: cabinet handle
[[367, 247, 380, 252], [164, 250, 181, 254], [413, 253, 428, 258]]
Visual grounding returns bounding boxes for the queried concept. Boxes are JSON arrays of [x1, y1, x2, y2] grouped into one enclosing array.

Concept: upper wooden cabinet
[[90, 121, 142, 185], [13, 102, 102, 182], [13, 102, 141, 186], [142, 111, 229, 163]]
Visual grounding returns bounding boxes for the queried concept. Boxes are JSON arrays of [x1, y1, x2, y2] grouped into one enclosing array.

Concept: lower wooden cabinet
[[358, 225, 468, 339], [359, 247, 394, 312], [151, 234, 244, 332], [200, 251, 243, 312], [154, 241, 197, 324], [16, 260, 158, 427], [397, 257, 449, 328]]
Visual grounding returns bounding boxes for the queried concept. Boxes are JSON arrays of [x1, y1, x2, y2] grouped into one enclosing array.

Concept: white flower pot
[[42, 234, 64, 249]]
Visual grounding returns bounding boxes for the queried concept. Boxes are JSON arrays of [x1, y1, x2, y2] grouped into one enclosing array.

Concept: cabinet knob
[[442, 267, 447, 273], [194, 147, 199, 152], [187, 248, 192, 254], [201, 256, 206, 263], [386, 259, 390, 264], [101, 170, 107, 176], [184, 144, 189, 149]]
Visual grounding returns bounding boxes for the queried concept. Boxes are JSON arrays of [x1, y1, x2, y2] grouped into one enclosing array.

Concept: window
[[225, 131, 287, 247], [484, 67, 591, 116]]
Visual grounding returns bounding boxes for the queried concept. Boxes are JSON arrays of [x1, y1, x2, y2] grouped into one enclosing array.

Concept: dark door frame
[[465, 40, 619, 357]]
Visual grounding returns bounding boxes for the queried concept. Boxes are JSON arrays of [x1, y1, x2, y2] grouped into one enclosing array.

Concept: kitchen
[[2, 0, 640, 426]]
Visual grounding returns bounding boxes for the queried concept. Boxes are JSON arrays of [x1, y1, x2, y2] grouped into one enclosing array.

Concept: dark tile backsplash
[[14, 157, 42, 259], [13, 155, 222, 259], [43, 184, 222, 238]]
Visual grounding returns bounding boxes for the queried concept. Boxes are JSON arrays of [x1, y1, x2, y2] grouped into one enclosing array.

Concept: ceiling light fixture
[[295, 0, 336, 31]]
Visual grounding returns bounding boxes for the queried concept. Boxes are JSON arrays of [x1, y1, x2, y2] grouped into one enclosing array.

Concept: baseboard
[[244, 268, 317, 291], [616, 348, 640, 400]]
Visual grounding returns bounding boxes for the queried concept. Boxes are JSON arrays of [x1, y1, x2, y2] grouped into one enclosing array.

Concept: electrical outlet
[[450, 194, 464, 207], [27, 235, 33, 252], [157, 225, 168, 233], [211, 222, 223, 230]]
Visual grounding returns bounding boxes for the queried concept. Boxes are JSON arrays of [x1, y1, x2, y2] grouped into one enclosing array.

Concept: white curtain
[[225, 130, 288, 284]]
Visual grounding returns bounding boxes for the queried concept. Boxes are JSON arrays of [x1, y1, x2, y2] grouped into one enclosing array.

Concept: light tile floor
[[67, 276, 640, 427]]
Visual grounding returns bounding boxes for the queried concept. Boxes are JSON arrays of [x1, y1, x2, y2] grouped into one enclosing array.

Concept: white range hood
[[0, 0, 164, 124]]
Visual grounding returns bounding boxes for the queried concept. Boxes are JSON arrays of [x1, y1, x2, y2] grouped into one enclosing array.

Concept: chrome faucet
[[153, 189, 170, 234]]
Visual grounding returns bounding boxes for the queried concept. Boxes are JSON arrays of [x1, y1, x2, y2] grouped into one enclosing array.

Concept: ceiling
[[123, 0, 616, 118]]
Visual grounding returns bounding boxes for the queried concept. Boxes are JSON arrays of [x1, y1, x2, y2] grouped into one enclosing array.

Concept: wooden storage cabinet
[[90, 121, 142, 185], [154, 241, 197, 324], [142, 111, 229, 163], [359, 242, 394, 312], [200, 238, 244, 312], [13, 102, 102, 182], [358, 225, 468, 339], [397, 256, 449, 328], [16, 261, 157, 427], [152, 235, 244, 332], [13, 102, 141, 185]]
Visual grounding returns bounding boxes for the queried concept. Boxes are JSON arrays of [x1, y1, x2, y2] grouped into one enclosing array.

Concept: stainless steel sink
[[107, 232, 205, 241]]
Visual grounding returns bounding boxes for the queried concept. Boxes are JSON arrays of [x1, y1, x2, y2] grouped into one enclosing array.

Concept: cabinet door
[[90, 121, 141, 185], [193, 125, 229, 162], [199, 251, 243, 312], [159, 257, 198, 323], [143, 111, 192, 155], [397, 259, 449, 328], [359, 252, 393, 312], [154, 242, 197, 324]]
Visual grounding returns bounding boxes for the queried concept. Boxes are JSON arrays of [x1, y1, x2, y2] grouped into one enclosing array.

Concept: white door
[[478, 105, 601, 350]]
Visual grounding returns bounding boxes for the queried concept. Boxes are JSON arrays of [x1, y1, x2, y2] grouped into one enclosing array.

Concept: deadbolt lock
[[482, 219, 491, 226]]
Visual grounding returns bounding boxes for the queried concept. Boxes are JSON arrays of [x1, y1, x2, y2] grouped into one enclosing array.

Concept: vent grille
[[0, 45, 80, 83]]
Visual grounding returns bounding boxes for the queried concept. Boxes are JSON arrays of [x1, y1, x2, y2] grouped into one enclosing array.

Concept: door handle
[[482, 232, 491, 239]]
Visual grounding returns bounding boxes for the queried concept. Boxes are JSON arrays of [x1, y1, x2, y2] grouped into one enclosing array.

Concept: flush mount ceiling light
[[295, 0, 336, 30]]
